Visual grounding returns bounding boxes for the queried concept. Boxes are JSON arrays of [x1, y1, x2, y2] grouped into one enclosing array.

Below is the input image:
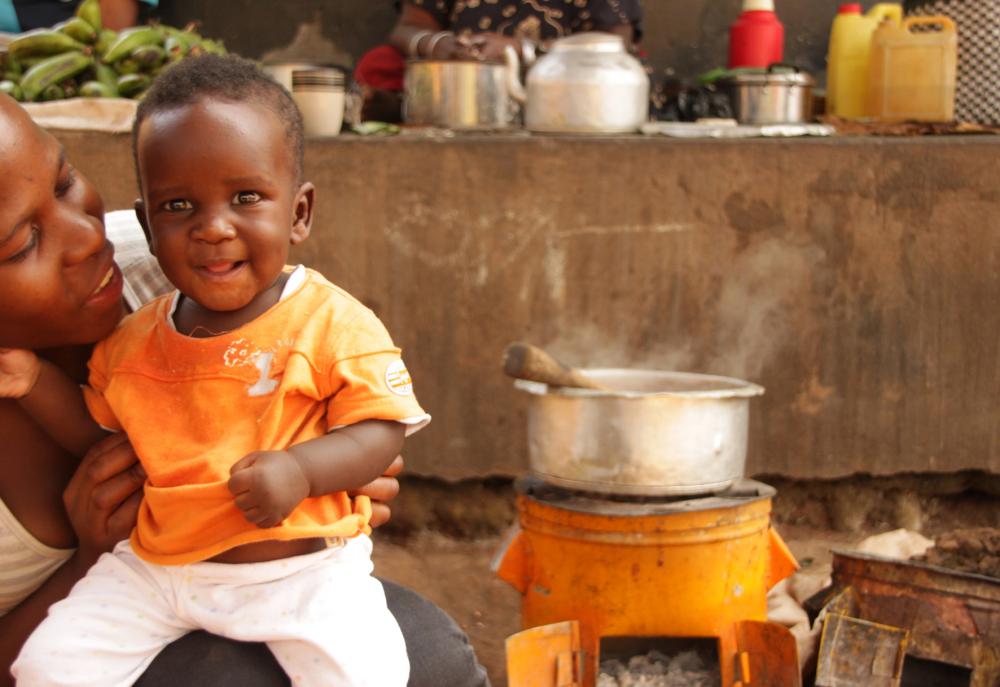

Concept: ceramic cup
[[291, 68, 345, 137]]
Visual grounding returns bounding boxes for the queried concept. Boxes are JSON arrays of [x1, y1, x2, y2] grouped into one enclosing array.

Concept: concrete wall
[[156, 0, 836, 84], [56, 130, 1000, 481]]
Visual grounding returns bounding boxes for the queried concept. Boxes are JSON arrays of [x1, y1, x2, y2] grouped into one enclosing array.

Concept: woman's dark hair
[[132, 54, 304, 183]]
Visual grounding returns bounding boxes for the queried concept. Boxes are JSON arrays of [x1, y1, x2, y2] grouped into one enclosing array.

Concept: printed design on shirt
[[385, 359, 414, 396], [223, 337, 294, 397]]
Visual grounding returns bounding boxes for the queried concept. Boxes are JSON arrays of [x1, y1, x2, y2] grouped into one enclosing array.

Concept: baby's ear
[[290, 182, 315, 245], [134, 199, 154, 255]]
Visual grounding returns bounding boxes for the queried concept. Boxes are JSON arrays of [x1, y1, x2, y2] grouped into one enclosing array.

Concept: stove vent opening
[[598, 636, 720, 687], [901, 655, 972, 687]]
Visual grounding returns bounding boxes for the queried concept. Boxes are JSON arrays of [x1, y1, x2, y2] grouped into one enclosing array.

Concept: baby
[[4, 55, 427, 686]]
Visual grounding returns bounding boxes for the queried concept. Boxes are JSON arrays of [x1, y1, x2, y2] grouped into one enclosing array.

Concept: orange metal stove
[[494, 477, 800, 687]]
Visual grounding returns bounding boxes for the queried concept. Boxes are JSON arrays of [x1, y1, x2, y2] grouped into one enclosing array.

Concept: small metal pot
[[515, 369, 764, 497], [722, 64, 814, 125], [404, 58, 520, 130]]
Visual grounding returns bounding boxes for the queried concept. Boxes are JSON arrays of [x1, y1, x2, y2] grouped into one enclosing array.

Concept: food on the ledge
[[0, 0, 227, 103]]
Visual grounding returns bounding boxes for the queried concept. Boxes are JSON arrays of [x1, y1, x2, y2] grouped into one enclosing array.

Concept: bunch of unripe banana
[[0, 0, 225, 102]]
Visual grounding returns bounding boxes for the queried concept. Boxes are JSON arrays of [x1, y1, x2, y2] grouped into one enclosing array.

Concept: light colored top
[[0, 499, 73, 617]]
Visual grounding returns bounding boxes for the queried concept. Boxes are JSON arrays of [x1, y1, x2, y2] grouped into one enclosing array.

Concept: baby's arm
[[0, 350, 108, 458], [227, 420, 406, 528]]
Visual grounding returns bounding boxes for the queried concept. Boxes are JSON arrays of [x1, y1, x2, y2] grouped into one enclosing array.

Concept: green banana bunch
[[0, 80, 23, 101], [116, 73, 151, 98], [20, 51, 92, 101], [56, 17, 98, 44], [9, 30, 88, 59], [95, 29, 118, 56], [76, 0, 103, 32], [79, 80, 117, 98], [102, 26, 163, 64]]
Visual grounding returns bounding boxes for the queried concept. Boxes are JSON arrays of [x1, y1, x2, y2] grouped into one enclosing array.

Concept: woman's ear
[[134, 198, 154, 255], [290, 181, 315, 245]]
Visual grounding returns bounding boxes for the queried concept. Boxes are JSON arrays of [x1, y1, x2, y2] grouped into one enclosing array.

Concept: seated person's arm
[[389, 2, 460, 59], [0, 351, 107, 458], [98, 0, 151, 31], [228, 420, 406, 528], [0, 434, 144, 687]]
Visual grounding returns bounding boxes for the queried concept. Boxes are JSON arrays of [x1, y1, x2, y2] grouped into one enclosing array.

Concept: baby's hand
[[0, 348, 42, 398], [228, 450, 310, 528]]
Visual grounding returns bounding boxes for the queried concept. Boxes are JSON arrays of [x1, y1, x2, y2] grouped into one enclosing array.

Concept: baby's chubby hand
[[0, 348, 42, 398], [228, 450, 310, 528]]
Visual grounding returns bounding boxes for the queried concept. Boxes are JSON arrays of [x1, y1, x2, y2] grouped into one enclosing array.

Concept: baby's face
[[136, 99, 310, 314]]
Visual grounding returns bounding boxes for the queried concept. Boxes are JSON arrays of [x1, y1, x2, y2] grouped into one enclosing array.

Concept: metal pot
[[515, 369, 764, 496], [721, 64, 814, 125], [404, 57, 520, 129], [506, 32, 649, 134]]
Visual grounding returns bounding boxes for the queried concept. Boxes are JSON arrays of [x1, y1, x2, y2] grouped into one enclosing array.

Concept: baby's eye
[[234, 191, 261, 205], [162, 199, 192, 212]]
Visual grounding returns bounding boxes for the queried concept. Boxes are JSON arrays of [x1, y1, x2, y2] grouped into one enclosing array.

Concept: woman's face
[[0, 96, 124, 350]]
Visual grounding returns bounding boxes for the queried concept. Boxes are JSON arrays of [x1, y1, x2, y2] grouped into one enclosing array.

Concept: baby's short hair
[[133, 54, 304, 183]]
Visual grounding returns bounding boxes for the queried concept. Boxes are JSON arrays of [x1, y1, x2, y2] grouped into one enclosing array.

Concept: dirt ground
[[371, 474, 1000, 686]]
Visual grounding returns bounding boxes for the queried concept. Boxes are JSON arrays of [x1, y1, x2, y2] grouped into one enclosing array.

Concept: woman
[[0, 93, 488, 687]]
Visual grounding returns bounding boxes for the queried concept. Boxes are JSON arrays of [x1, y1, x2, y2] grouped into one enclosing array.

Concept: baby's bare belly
[[209, 537, 328, 563]]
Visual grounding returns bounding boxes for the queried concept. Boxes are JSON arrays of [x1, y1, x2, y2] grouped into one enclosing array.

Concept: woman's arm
[[0, 434, 144, 686], [98, 0, 140, 31], [388, 3, 468, 60], [12, 357, 108, 459]]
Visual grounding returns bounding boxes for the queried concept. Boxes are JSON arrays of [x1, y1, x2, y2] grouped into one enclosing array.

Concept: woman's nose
[[60, 207, 106, 265]]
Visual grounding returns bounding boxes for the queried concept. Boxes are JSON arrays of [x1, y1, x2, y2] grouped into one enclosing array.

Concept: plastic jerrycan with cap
[[826, 3, 903, 118], [867, 15, 957, 122]]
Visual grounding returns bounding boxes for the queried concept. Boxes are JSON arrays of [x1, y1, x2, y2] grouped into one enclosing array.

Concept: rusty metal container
[[514, 369, 764, 496]]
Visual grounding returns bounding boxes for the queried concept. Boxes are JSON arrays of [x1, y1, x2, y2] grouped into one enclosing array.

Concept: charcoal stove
[[494, 476, 800, 687]]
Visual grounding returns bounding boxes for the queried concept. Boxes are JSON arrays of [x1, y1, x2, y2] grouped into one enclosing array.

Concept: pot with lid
[[721, 63, 815, 124], [515, 368, 765, 497], [506, 32, 649, 133]]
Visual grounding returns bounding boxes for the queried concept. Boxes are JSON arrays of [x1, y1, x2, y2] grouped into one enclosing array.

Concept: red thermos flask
[[728, 0, 784, 68]]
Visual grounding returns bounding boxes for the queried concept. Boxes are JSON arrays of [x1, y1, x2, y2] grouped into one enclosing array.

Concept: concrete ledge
[[57, 131, 1000, 479]]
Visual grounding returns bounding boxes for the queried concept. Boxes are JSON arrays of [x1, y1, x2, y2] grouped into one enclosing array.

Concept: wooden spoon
[[502, 342, 609, 391]]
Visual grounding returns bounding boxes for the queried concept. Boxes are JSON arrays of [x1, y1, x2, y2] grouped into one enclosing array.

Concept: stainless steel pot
[[515, 369, 764, 497], [506, 33, 649, 133], [721, 65, 815, 125], [404, 58, 520, 129]]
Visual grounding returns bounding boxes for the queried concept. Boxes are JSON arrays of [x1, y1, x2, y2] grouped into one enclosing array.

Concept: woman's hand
[[63, 432, 146, 564], [0, 348, 41, 398], [350, 454, 403, 528], [458, 33, 522, 62]]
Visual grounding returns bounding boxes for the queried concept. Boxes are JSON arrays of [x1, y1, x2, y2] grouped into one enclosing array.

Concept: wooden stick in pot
[[502, 342, 609, 391]]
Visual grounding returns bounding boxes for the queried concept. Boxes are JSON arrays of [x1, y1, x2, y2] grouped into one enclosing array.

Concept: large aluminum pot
[[515, 369, 764, 497], [506, 32, 649, 134], [404, 58, 520, 129]]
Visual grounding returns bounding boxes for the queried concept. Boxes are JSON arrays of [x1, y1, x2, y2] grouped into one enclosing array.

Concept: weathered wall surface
[[156, 0, 834, 83], [57, 131, 1000, 480]]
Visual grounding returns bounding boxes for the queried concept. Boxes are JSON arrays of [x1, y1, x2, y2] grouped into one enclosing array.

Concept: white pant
[[13, 536, 408, 687]]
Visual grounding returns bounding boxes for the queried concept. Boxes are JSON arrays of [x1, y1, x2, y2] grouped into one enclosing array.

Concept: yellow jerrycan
[[826, 3, 903, 119], [867, 15, 957, 122]]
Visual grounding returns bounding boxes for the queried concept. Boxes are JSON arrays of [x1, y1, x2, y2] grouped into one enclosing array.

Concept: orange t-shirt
[[84, 268, 428, 565]]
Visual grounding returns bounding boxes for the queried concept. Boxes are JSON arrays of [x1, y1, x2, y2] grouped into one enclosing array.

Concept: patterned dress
[[408, 0, 643, 42]]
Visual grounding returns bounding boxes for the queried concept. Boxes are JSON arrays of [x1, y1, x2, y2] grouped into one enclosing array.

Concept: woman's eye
[[55, 167, 76, 198], [234, 191, 261, 205], [4, 227, 39, 263], [162, 199, 192, 212]]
